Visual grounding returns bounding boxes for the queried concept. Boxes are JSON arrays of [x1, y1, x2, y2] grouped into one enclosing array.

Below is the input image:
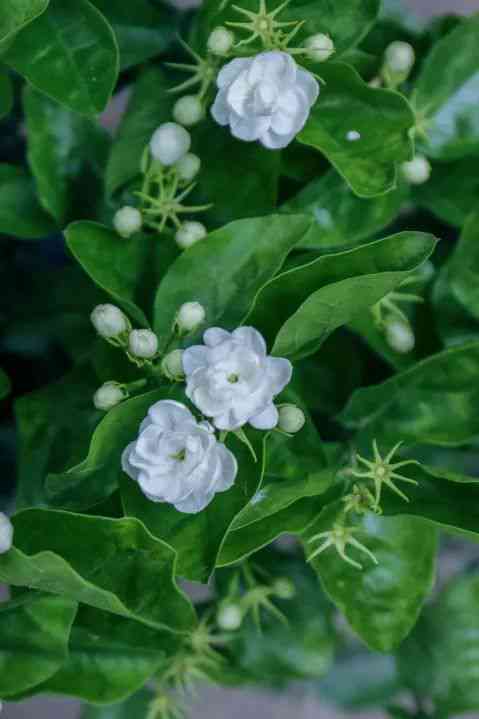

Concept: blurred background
[[1, 0, 479, 717]]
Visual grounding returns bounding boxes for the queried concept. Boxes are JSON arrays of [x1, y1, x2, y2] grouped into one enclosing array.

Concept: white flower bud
[[278, 404, 306, 434], [91, 304, 129, 339], [93, 382, 126, 411], [304, 33, 335, 62], [176, 302, 206, 333], [150, 122, 191, 166], [175, 221, 207, 250], [161, 349, 185, 381], [208, 26, 235, 56], [173, 95, 204, 127], [216, 602, 243, 631], [176, 152, 201, 183], [385, 319, 415, 354], [128, 329, 159, 359], [384, 41, 415, 75], [401, 155, 431, 185], [113, 206, 142, 238], [273, 577, 296, 600], [0, 513, 13, 554]]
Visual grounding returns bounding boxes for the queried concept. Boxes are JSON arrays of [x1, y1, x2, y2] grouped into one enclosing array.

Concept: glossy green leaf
[[0, 71, 13, 118], [89, 0, 178, 70], [247, 231, 436, 360], [43, 606, 179, 703], [3, 0, 119, 115], [121, 430, 267, 583], [219, 549, 335, 685], [397, 572, 479, 715], [81, 688, 153, 719], [0, 367, 11, 399], [0, 593, 77, 698], [106, 67, 173, 196], [416, 158, 479, 228], [298, 63, 414, 198], [339, 342, 479, 450], [192, 0, 380, 56], [0, 164, 57, 238], [0, 0, 49, 44], [413, 14, 479, 160], [65, 221, 178, 328], [0, 509, 196, 632], [283, 168, 406, 250], [304, 507, 437, 651], [152, 214, 312, 349]]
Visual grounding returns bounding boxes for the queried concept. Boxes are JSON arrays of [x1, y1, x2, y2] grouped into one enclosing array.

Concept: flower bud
[[401, 155, 431, 185], [150, 122, 191, 166], [0, 513, 13, 554], [208, 26, 235, 56], [176, 302, 206, 333], [384, 41, 415, 76], [216, 602, 243, 631], [93, 382, 126, 411], [128, 329, 159, 359], [272, 577, 296, 600], [304, 33, 335, 62], [161, 349, 185, 381], [278, 404, 305, 434], [173, 95, 204, 127], [175, 221, 207, 250], [176, 152, 201, 183], [113, 206, 142, 238], [91, 304, 129, 339], [385, 319, 415, 354]]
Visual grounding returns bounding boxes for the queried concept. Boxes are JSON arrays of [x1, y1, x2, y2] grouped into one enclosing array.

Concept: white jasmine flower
[[277, 404, 305, 434], [128, 329, 159, 359], [93, 382, 126, 411], [208, 26, 235, 56], [122, 400, 237, 514], [0, 513, 13, 554], [401, 155, 431, 185], [176, 302, 206, 333], [150, 122, 191, 166], [176, 152, 201, 182], [384, 41, 415, 75], [113, 206, 142, 238], [304, 34, 335, 63], [91, 304, 129, 339], [173, 95, 204, 127], [211, 51, 319, 150], [183, 326, 292, 431], [175, 221, 207, 250]]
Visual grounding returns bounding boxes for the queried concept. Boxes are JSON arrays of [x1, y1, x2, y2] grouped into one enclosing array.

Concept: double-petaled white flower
[[122, 400, 237, 514], [183, 327, 292, 431], [211, 51, 319, 149]]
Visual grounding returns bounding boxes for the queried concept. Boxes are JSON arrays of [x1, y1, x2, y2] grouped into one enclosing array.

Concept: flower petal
[[182, 345, 209, 376], [232, 326, 267, 357], [249, 403, 279, 430], [203, 327, 231, 347], [217, 58, 251, 89], [266, 357, 293, 394], [147, 400, 195, 431]]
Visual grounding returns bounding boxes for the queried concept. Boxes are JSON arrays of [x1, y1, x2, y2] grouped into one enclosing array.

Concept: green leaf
[[0, 0, 49, 44], [106, 67, 173, 196], [0, 71, 13, 118], [3, 0, 119, 115], [298, 63, 414, 198], [43, 606, 180, 703], [192, 0, 380, 56], [416, 158, 479, 228], [0, 592, 77, 698], [0, 164, 57, 238], [192, 118, 280, 228], [319, 653, 400, 710], [247, 231, 437, 360], [0, 509, 196, 632], [122, 429, 267, 583], [0, 367, 11, 399], [283, 169, 406, 250], [65, 221, 178, 328], [89, 0, 178, 70], [152, 214, 312, 349], [397, 572, 479, 715], [413, 14, 479, 160], [15, 365, 100, 509], [304, 507, 437, 651], [81, 688, 153, 719], [23, 86, 110, 225], [339, 342, 479, 450]]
